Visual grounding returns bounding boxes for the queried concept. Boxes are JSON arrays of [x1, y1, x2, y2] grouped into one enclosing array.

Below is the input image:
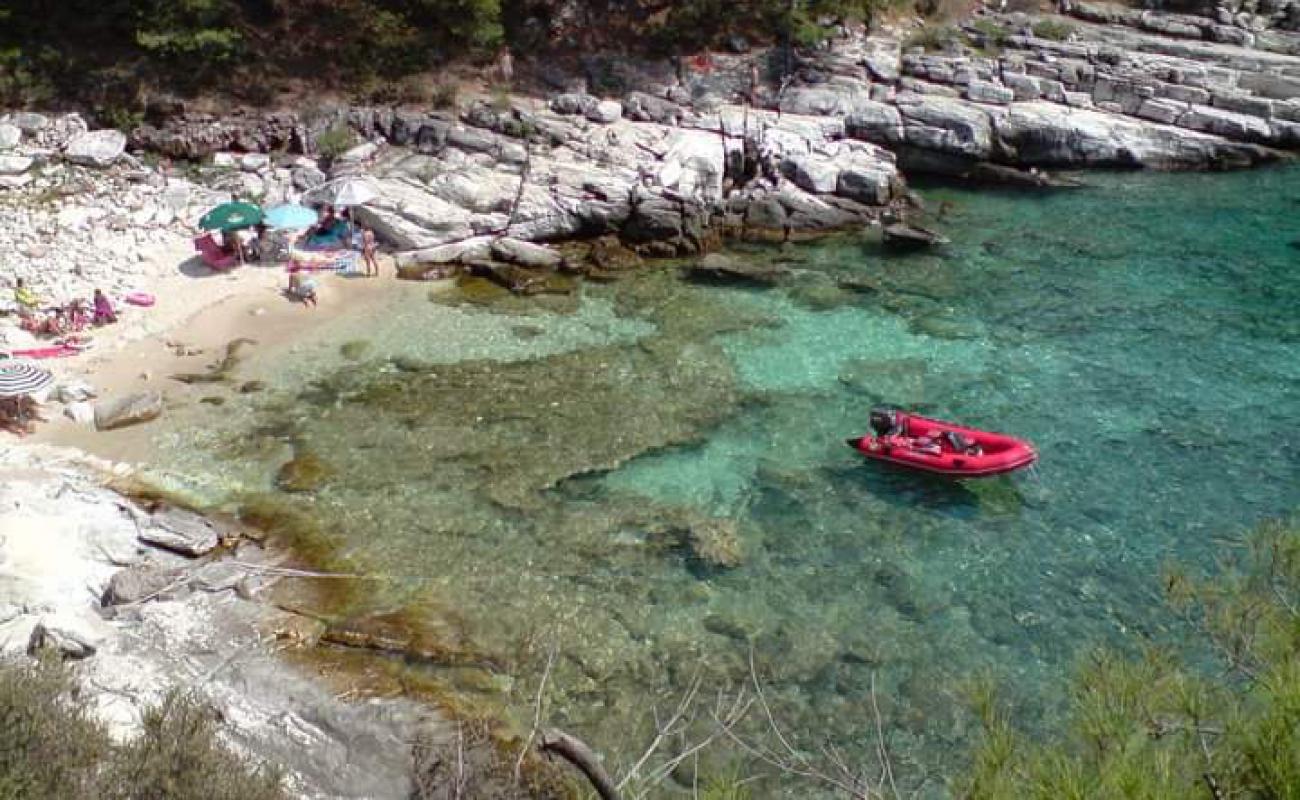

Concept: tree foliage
[[960, 517, 1300, 800], [0, 0, 911, 107]]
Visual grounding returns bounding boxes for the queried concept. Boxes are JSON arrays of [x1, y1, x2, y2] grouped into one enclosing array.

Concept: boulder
[[240, 152, 271, 171], [138, 505, 220, 556], [1003, 73, 1042, 101], [622, 92, 683, 125], [687, 518, 743, 569], [837, 164, 894, 205], [337, 141, 380, 164], [965, 80, 1014, 105], [4, 112, 48, 133], [94, 391, 163, 431], [1179, 104, 1274, 141], [445, 125, 498, 154], [689, 253, 788, 285], [292, 164, 327, 190], [884, 223, 950, 249], [394, 236, 495, 267], [0, 154, 32, 175], [994, 101, 1268, 169], [781, 154, 840, 194], [780, 84, 874, 116], [0, 124, 20, 150], [102, 564, 187, 606], [1136, 99, 1185, 125], [897, 95, 994, 158], [845, 101, 906, 144], [275, 451, 333, 493], [28, 611, 110, 659], [657, 130, 725, 202], [490, 237, 565, 268], [550, 93, 599, 115], [586, 100, 624, 124], [64, 129, 126, 167]]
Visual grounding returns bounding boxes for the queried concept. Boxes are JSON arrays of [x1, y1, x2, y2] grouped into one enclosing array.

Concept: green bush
[[0, 658, 286, 800], [905, 24, 961, 51], [0, 655, 108, 799], [430, 79, 460, 110], [102, 692, 284, 800], [967, 17, 1008, 53], [314, 124, 356, 162], [960, 517, 1300, 800], [1031, 18, 1075, 41]]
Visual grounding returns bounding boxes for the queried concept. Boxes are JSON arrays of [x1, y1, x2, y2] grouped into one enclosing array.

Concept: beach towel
[[194, 234, 238, 270]]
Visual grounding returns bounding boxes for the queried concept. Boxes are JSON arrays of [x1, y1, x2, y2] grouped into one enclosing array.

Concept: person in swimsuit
[[361, 227, 379, 277]]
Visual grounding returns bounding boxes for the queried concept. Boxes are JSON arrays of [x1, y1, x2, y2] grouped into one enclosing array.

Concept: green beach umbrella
[[199, 201, 264, 232]]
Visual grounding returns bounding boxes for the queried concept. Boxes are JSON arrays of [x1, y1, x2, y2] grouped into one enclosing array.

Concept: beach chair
[[194, 234, 238, 270]]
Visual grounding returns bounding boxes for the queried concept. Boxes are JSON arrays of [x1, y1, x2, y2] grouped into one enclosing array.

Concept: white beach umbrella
[[306, 176, 379, 208], [0, 359, 54, 398]]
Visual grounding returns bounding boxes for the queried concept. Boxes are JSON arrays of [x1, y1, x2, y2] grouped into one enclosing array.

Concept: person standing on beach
[[361, 227, 379, 277]]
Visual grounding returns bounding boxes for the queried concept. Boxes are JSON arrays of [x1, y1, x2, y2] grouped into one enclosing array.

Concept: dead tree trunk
[[540, 728, 621, 800]]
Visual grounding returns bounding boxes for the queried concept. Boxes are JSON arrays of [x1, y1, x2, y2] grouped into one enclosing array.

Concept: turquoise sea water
[[147, 166, 1299, 793]]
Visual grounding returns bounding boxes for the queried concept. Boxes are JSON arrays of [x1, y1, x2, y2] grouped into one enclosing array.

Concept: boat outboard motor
[[869, 407, 905, 437]]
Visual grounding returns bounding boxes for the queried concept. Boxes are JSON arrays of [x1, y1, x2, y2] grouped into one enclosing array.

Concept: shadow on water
[[828, 458, 983, 514]]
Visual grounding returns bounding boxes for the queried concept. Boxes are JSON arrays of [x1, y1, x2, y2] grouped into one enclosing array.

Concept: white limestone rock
[[65, 129, 127, 167], [587, 100, 624, 124], [0, 154, 32, 175], [0, 124, 21, 150]]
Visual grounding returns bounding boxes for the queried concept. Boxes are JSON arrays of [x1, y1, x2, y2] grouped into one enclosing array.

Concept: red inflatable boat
[[847, 408, 1037, 478]]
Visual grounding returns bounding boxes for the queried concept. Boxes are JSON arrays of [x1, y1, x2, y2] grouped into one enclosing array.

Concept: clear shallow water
[[147, 166, 1299, 792]]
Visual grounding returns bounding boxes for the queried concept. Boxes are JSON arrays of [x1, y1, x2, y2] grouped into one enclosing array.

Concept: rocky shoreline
[[1, 2, 1298, 796], [3, 4, 1298, 306], [0, 445, 435, 797]]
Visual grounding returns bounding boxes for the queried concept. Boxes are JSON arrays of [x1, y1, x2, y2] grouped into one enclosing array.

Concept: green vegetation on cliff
[[0, 0, 913, 111], [0, 656, 285, 799]]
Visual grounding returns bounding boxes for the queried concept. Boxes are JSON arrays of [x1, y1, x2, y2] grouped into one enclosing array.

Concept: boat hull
[[847, 414, 1037, 478]]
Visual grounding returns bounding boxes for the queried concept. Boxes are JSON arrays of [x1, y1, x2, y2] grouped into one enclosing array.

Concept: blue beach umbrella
[[264, 204, 318, 230]]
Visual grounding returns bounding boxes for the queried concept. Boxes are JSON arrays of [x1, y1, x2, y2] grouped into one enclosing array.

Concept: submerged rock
[[275, 450, 334, 493], [883, 222, 950, 249], [688, 518, 744, 569], [340, 340, 372, 361], [688, 253, 789, 285]]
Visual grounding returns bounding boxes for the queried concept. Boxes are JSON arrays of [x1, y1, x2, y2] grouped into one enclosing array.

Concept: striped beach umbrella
[[0, 359, 54, 398]]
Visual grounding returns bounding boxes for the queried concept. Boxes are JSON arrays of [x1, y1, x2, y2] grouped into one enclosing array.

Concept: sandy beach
[[30, 245, 407, 463]]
